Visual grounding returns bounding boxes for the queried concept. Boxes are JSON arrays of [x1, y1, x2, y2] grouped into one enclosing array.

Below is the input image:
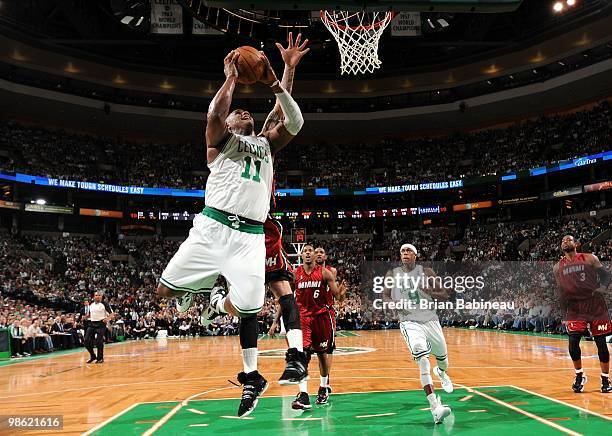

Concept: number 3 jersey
[[557, 253, 599, 300], [205, 133, 273, 222]]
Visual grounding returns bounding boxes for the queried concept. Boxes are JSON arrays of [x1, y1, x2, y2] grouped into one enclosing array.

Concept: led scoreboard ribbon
[[0, 151, 608, 198]]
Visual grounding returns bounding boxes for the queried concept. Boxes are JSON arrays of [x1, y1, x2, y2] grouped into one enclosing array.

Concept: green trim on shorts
[[159, 277, 213, 294], [201, 206, 264, 234], [233, 304, 263, 315]]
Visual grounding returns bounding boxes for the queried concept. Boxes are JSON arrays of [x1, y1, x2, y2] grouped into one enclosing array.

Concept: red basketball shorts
[[301, 311, 336, 354], [264, 217, 293, 284]]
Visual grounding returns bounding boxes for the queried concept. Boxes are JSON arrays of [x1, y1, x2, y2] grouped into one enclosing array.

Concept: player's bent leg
[[316, 352, 331, 405], [277, 289, 308, 386], [428, 320, 453, 393], [568, 332, 587, 393], [236, 314, 268, 417], [433, 355, 453, 394], [417, 355, 451, 424], [593, 334, 611, 393], [292, 348, 312, 410]]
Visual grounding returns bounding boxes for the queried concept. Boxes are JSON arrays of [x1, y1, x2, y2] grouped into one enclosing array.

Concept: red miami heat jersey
[[558, 253, 599, 300], [295, 264, 330, 317]]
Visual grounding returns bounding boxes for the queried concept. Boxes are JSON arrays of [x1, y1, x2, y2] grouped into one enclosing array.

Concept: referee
[[84, 291, 113, 364]]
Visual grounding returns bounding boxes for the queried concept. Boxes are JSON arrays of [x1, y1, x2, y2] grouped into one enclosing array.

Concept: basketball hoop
[[320, 10, 394, 75]]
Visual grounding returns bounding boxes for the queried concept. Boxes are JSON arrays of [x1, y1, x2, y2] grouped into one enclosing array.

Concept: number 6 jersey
[[295, 264, 330, 317], [205, 133, 273, 222]]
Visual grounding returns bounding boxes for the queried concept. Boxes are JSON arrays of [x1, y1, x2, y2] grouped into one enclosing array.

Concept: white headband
[[400, 243, 418, 255]]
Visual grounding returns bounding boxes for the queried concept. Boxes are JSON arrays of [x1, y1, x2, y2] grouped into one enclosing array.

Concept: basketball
[[235, 46, 265, 84]]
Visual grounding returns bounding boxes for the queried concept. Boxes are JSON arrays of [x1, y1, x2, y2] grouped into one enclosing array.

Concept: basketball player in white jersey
[[383, 243, 453, 424], [157, 49, 303, 417]]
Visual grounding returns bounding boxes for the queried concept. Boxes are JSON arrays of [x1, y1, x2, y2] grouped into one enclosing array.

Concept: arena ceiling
[[0, 0, 610, 79]]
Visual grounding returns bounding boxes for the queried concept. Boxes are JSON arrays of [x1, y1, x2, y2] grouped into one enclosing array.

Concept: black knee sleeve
[[279, 293, 301, 331], [568, 333, 582, 361], [239, 315, 258, 349], [594, 335, 610, 364]]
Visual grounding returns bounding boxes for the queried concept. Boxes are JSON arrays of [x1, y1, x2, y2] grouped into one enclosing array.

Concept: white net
[[320, 10, 394, 75]]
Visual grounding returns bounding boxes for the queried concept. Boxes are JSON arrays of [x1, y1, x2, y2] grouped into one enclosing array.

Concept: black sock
[[279, 293, 301, 331], [239, 315, 258, 350]]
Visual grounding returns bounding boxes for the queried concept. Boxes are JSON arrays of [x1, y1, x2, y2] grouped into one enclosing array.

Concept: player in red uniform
[[553, 235, 612, 393], [312, 246, 343, 404], [291, 244, 347, 410]]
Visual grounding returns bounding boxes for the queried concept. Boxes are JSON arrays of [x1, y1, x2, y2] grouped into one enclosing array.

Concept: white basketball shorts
[[399, 319, 448, 361], [160, 211, 265, 315]]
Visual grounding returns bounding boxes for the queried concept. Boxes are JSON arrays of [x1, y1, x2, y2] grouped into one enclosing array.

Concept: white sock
[[320, 375, 328, 387], [575, 368, 583, 374], [286, 329, 303, 352], [602, 373, 609, 378], [242, 348, 257, 373], [427, 393, 438, 409], [299, 380, 308, 393]]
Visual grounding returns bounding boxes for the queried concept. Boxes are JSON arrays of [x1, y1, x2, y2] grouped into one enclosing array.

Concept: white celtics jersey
[[205, 133, 273, 222], [390, 264, 438, 323]]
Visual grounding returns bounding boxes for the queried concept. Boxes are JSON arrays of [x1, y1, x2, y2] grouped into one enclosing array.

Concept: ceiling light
[[553, 2, 564, 13]]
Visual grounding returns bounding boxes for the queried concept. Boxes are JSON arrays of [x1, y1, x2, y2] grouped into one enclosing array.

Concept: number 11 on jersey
[[241, 156, 261, 183]]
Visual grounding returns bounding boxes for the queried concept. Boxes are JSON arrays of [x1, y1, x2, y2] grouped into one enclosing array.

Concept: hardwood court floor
[[1, 329, 611, 435]]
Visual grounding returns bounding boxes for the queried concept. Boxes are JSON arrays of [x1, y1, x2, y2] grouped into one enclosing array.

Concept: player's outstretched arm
[[258, 53, 304, 154], [206, 51, 239, 151], [260, 33, 310, 135]]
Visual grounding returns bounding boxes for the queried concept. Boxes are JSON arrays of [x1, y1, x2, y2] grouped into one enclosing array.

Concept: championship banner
[[150, 0, 183, 35], [390, 12, 421, 36], [192, 18, 224, 35]]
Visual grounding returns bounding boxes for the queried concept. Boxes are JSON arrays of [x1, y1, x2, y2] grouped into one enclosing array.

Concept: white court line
[[86, 384, 505, 434], [459, 395, 473, 402], [187, 408, 206, 415], [355, 413, 396, 418], [509, 385, 612, 421], [188, 424, 209, 427], [456, 384, 581, 436], [82, 402, 139, 436], [142, 386, 235, 436], [3, 366, 599, 401], [221, 415, 254, 420], [468, 409, 488, 413], [283, 418, 323, 421]]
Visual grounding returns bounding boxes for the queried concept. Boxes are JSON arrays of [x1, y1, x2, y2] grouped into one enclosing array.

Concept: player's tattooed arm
[[422, 267, 449, 300], [206, 51, 238, 151]]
